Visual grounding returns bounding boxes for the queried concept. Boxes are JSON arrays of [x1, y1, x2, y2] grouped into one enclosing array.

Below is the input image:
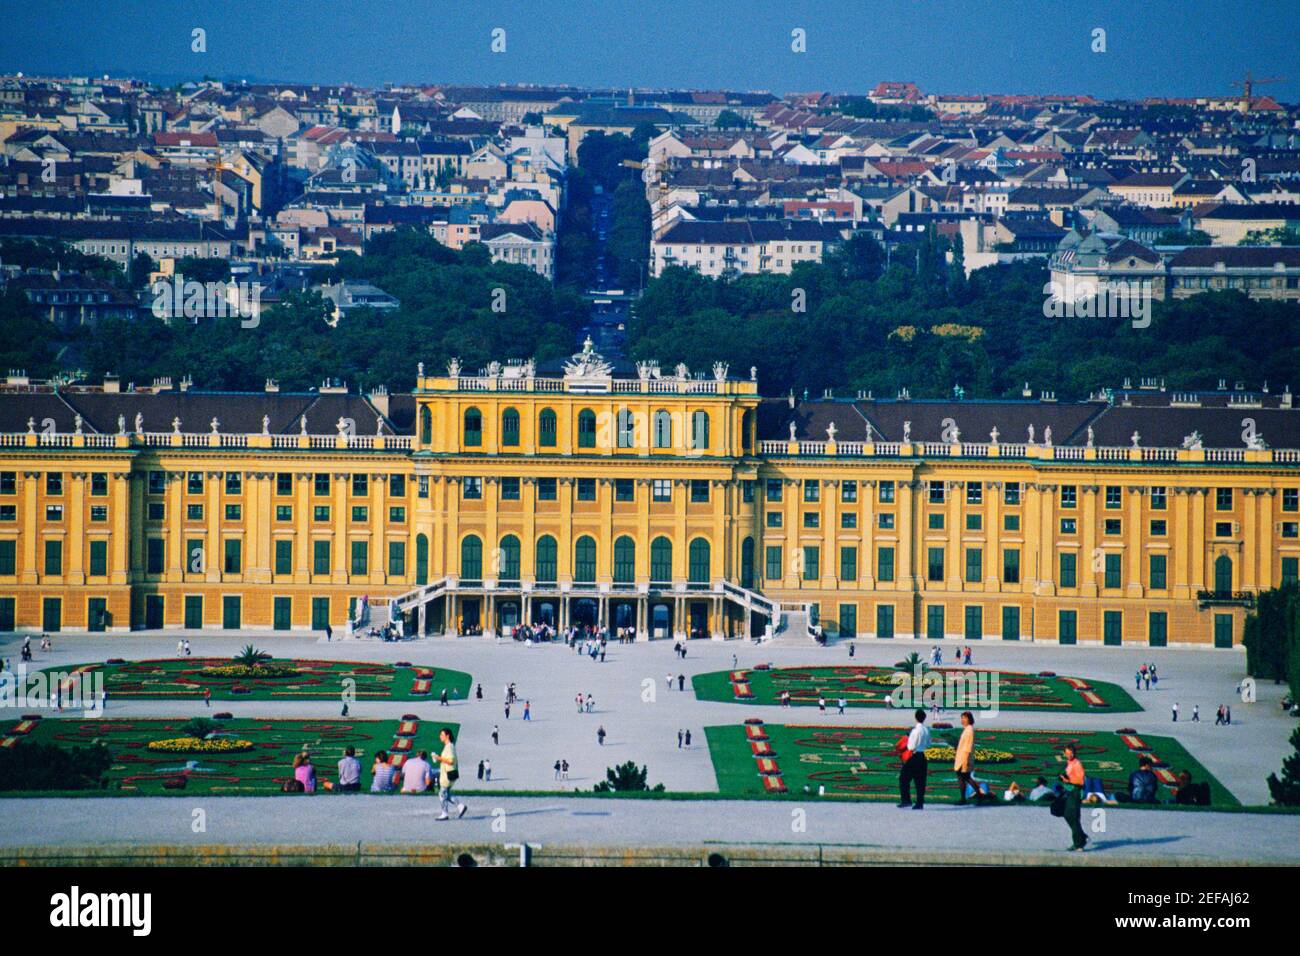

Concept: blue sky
[[1, 0, 1297, 100]]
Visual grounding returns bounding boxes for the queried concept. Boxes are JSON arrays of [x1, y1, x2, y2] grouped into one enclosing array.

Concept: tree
[[0, 741, 112, 791], [714, 109, 750, 129], [1155, 229, 1211, 246], [1267, 726, 1300, 806], [593, 761, 665, 792]]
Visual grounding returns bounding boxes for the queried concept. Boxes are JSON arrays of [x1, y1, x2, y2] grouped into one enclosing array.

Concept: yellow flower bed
[[926, 746, 1015, 764], [199, 664, 297, 679], [146, 737, 254, 754]]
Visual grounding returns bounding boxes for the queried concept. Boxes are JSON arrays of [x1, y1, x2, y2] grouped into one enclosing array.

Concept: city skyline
[[1, 0, 1298, 101]]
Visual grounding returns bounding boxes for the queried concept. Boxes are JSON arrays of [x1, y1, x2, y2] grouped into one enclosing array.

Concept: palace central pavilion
[[1, 340, 1297, 647]]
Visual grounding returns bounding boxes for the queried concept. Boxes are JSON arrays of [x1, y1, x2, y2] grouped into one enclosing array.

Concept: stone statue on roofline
[[134, 412, 143, 436], [902, 420, 911, 442], [172, 417, 181, 435], [1244, 430, 1267, 451], [989, 425, 999, 445], [1086, 426, 1094, 448], [300, 415, 308, 436], [789, 420, 798, 442], [826, 421, 837, 442], [262, 415, 270, 436], [1027, 424, 1035, 445], [117, 415, 126, 436], [446, 357, 461, 378], [1044, 426, 1053, 447], [1181, 430, 1203, 450], [1131, 431, 1141, 448], [713, 361, 729, 382], [74, 414, 83, 436], [210, 417, 220, 435]]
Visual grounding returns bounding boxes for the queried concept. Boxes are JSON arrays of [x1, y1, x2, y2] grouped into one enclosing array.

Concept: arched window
[[538, 408, 557, 447], [613, 535, 636, 583], [535, 535, 557, 583], [741, 536, 755, 589], [419, 406, 432, 445], [498, 534, 521, 580], [616, 408, 636, 448], [501, 408, 520, 447], [1214, 554, 1233, 594], [691, 410, 710, 451], [460, 534, 483, 581], [650, 536, 673, 583], [688, 537, 711, 584], [653, 410, 672, 449], [577, 409, 597, 448], [574, 535, 597, 583], [463, 407, 482, 447], [415, 533, 429, 586]]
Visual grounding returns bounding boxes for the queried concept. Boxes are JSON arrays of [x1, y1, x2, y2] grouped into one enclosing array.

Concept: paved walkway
[[1, 795, 1295, 864], [1, 632, 1291, 805]]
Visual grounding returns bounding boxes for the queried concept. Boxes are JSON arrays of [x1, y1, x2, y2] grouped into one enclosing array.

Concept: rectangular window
[[1104, 610, 1123, 646], [838, 603, 857, 639], [965, 547, 982, 583], [766, 479, 784, 503], [928, 513, 945, 530], [0, 472, 14, 495], [1215, 521, 1233, 538], [1060, 551, 1077, 588], [314, 505, 330, 522], [927, 547, 944, 582], [878, 512, 895, 530], [1104, 552, 1122, 589], [765, 545, 783, 580], [186, 540, 204, 574], [146, 502, 165, 522], [0, 539, 17, 575], [351, 506, 368, 522], [463, 477, 482, 500], [223, 539, 242, 574], [537, 478, 557, 501], [1151, 486, 1167, 511], [1148, 611, 1168, 647], [1104, 518, 1121, 536], [841, 512, 857, 529], [878, 481, 895, 504], [390, 475, 406, 498], [313, 540, 331, 575], [187, 472, 203, 495], [876, 604, 895, 639], [184, 595, 203, 630], [802, 511, 820, 529], [840, 546, 857, 581], [802, 546, 820, 581], [1004, 514, 1019, 531], [90, 505, 107, 522], [1060, 485, 1077, 509], [1150, 519, 1167, 536], [314, 474, 330, 496], [273, 597, 292, 631], [742, 480, 755, 503], [222, 595, 241, 630], [841, 481, 857, 503], [1150, 554, 1167, 590], [615, 478, 634, 502], [46, 505, 64, 522], [275, 539, 293, 575], [187, 503, 204, 521], [877, 547, 895, 583], [1282, 489, 1299, 512], [386, 507, 405, 525], [803, 480, 820, 502], [966, 482, 982, 505], [225, 473, 242, 495], [44, 539, 62, 575], [225, 504, 241, 521], [652, 479, 671, 502], [46, 473, 63, 496], [926, 604, 945, 640], [148, 470, 167, 495], [418, 477, 429, 499], [1003, 549, 1020, 584], [146, 537, 165, 574], [1003, 482, 1020, 506], [1281, 556, 1299, 586], [1105, 485, 1121, 509], [965, 513, 982, 531], [1059, 609, 1077, 645], [1216, 488, 1233, 511], [91, 473, 108, 496], [1060, 518, 1077, 534], [766, 511, 783, 528], [276, 505, 292, 522], [1002, 605, 1020, 641], [690, 480, 710, 503], [928, 481, 945, 504], [389, 541, 406, 576], [276, 473, 293, 496], [351, 474, 368, 497], [1282, 522, 1299, 539], [350, 541, 368, 576], [500, 477, 520, 501], [964, 605, 983, 640], [311, 597, 330, 631], [86, 539, 106, 576]]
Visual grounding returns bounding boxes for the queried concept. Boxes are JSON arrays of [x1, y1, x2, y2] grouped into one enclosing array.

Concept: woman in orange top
[[1059, 743, 1088, 851], [954, 711, 976, 804]]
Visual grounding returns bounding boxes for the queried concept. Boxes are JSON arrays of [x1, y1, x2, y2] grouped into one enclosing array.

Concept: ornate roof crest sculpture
[[564, 336, 613, 379]]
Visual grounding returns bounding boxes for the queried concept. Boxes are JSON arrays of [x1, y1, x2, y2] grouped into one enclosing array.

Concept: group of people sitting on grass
[[980, 759, 1207, 807], [281, 740, 468, 799]]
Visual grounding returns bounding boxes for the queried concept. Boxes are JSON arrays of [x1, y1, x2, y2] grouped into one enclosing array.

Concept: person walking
[[1214, 705, 1225, 726], [684, 729, 691, 747], [677, 729, 684, 749], [597, 725, 606, 746], [204, 687, 211, 708], [1135, 669, 1142, 691], [818, 696, 826, 714], [954, 711, 977, 805], [432, 727, 468, 820], [491, 725, 499, 746], [475, 683, 483, 701], [561, 759, 569, 780], [837, 697, 846, 715], [483, 759, 491, 782], [1059, 743, 1088, 851], [849, 643, 855, 658], [1172, 701, 1179, 722], [1192, 704, 1200, 722], [897, 709, 931, 810], [666, 673, 673, 692], [440, 688, 449, 707], [477, 759, 485, 781], [677, 674, 685, 692], [504, 701, 511, 720], [554, 759, 562, 780], [325, 622, 332, 642], [523, 700, 531, 721]]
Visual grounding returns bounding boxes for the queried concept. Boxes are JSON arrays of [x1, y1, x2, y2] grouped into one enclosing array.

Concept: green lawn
[[694, 664, 1140, 713], [705, 722, 1236, 807], [35, 657, 472, 702], [0, 716, 459, 796]]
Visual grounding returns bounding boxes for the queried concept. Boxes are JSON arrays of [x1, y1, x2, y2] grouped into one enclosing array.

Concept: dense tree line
[[627, 232, 1300, 399]]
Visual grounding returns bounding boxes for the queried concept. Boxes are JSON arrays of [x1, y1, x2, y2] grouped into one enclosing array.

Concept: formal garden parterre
[[705, 721, 1235, 806], [693, 663, 1141, 713], [0, 716, 456, 795], [35, 656, 472, 702]]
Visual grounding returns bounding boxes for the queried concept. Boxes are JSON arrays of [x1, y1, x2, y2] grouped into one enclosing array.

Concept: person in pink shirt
[[292, 752, 316, 793]]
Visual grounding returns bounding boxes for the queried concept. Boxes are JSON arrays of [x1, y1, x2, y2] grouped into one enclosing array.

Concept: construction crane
[[1230, 70, 1285, 109]]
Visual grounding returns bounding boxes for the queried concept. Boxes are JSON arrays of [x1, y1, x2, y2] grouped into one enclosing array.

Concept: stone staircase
[[768, 605, 815, 645]]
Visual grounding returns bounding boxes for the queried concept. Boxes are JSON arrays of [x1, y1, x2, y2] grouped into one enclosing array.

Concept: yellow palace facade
[[0, 345, 1298, 647]]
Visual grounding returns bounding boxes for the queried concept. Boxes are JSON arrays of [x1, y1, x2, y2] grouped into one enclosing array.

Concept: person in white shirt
[[897, 709, 931, 810], [400, 750, 433, 793]]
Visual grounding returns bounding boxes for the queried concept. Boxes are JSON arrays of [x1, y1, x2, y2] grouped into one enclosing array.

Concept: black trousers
[[899, 753, 928, 806]]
